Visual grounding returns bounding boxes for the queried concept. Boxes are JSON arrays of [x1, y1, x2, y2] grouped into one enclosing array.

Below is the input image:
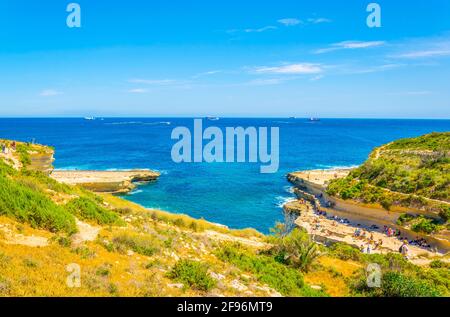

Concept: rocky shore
[[51, 170, 160, 194], [285, 169, 450, 260]]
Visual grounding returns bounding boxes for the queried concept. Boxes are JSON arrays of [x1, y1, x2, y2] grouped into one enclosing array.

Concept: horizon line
[[0, 116, 449, 120]]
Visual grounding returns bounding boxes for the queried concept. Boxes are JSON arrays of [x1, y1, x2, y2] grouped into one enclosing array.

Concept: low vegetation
[[105, 231, 162, 256], [268, 225, 321, 272], [0, 162, 77, 234], [168, 260, 216, 291], [327, 132, 449, 226], [66, 197, 123, 226], [328, 242, 449, 297], [216, 243, 324, 297], [397, 214, 444, 234]]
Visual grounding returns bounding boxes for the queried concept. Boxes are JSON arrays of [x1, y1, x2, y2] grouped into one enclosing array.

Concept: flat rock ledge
[[51, 170, 160, 194]]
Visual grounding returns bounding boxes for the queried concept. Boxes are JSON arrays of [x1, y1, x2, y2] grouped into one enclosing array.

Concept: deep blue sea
[[1, 118, 449, 233]]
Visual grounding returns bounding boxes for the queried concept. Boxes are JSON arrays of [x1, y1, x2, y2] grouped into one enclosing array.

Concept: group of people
[[354, 227, 384, 254], [315, 209, 327, 217], [409, 237, 432, 249], [384, 226, 401, 237], [1, 141, 15, 154], [383, 225, 432, 250], [305, 198, 436, 258], [1, 142, 16, 154], [314, 209, 351, 225]]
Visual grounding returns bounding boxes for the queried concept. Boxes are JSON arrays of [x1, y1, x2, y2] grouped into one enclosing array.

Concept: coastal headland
[[285, 132, 450, 259], [51, 170, 160, 194], [285, 170, 449, 261]]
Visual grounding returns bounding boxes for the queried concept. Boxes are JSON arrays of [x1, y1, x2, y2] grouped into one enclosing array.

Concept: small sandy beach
[[289, 169, 352, 187]]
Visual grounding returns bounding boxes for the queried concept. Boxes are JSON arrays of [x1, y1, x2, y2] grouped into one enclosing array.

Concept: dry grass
[[304, 256, 362, 297], [101, 193, 263, 239]]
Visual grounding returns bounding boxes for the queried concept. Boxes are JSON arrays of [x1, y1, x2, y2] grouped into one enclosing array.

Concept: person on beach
[[361, 230, 367, 239], [374, 239, 383, 250], [366, 244, 372, 254], [400, 240, 409, 259]]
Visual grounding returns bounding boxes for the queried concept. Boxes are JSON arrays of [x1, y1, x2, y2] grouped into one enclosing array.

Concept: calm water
[[1, 118, 449, 233]]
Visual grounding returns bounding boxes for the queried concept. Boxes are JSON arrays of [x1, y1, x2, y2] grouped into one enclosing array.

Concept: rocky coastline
[[51, 169, 160, 194], [285, 169, 450, 258]]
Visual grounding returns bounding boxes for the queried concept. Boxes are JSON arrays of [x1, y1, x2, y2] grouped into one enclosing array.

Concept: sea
[[1, 118, 449, 233]]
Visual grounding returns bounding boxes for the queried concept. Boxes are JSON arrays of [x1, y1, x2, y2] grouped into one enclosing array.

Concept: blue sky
[[0, 0, 449, 118]]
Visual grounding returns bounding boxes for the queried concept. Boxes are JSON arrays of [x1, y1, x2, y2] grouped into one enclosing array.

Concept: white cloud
[[39, 89, 63, 97], [192, 70, 222, 78], [128, 88, 148, 94], [347, 63, 403, 74], [254, 63, 323, 74], [314, 40, 385, 54], [393, 49, 450, 59], [128, 79, 176, 85], [307, 18, 332, 24], [244, 26, 277, 33], [278, 18, 302, 26]]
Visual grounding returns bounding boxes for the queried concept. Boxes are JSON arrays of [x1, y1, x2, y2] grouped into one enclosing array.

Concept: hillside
[[0, 140, 317, 297], [327, 133, 450, 228], [0, 140, 449, 297]]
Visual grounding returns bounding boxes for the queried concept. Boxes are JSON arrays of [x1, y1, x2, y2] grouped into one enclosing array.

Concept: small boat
[[206, 116, 220, 121], [308, 117, 320, 122], [84, 117, 96, 121]]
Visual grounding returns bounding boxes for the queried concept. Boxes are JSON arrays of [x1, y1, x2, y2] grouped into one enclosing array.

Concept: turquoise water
[[1, 118, 449, 233]]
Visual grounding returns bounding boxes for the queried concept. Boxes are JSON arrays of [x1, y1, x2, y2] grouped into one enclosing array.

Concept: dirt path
[[0, 149, 21, 169], [4, 234, 48, 247], [71, 220, 100, 245], [0, 224, 49, 247]]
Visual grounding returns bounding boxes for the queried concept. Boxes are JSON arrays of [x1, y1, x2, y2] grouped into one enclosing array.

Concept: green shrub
[[110, 232, 160, 256], [270, 228, 320, 272], [0, 161, 16, 177], [72, 246, 96, 259], [328, 243, 363, 262], [0, 173, 76, 234], [397, 213, 415, 225], [216, 244, 324, 297], [65, 197, 123, 225], [429, 260, 450, 269], [54, 235, 72, 247], [418, 267, 450, 294], [167, 260, 216, 292], [23, 258, 39, 268], [16, 143, 31, 166], [439, 205, 450, 222], [96, 263, 112, 277], [20, 170, 73, 194], [381, 272, 441, 297], [410, 216, 441, 234]]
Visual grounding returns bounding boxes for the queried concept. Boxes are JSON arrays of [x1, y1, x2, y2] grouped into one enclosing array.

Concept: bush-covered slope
[[327, 132, 449, 220]]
